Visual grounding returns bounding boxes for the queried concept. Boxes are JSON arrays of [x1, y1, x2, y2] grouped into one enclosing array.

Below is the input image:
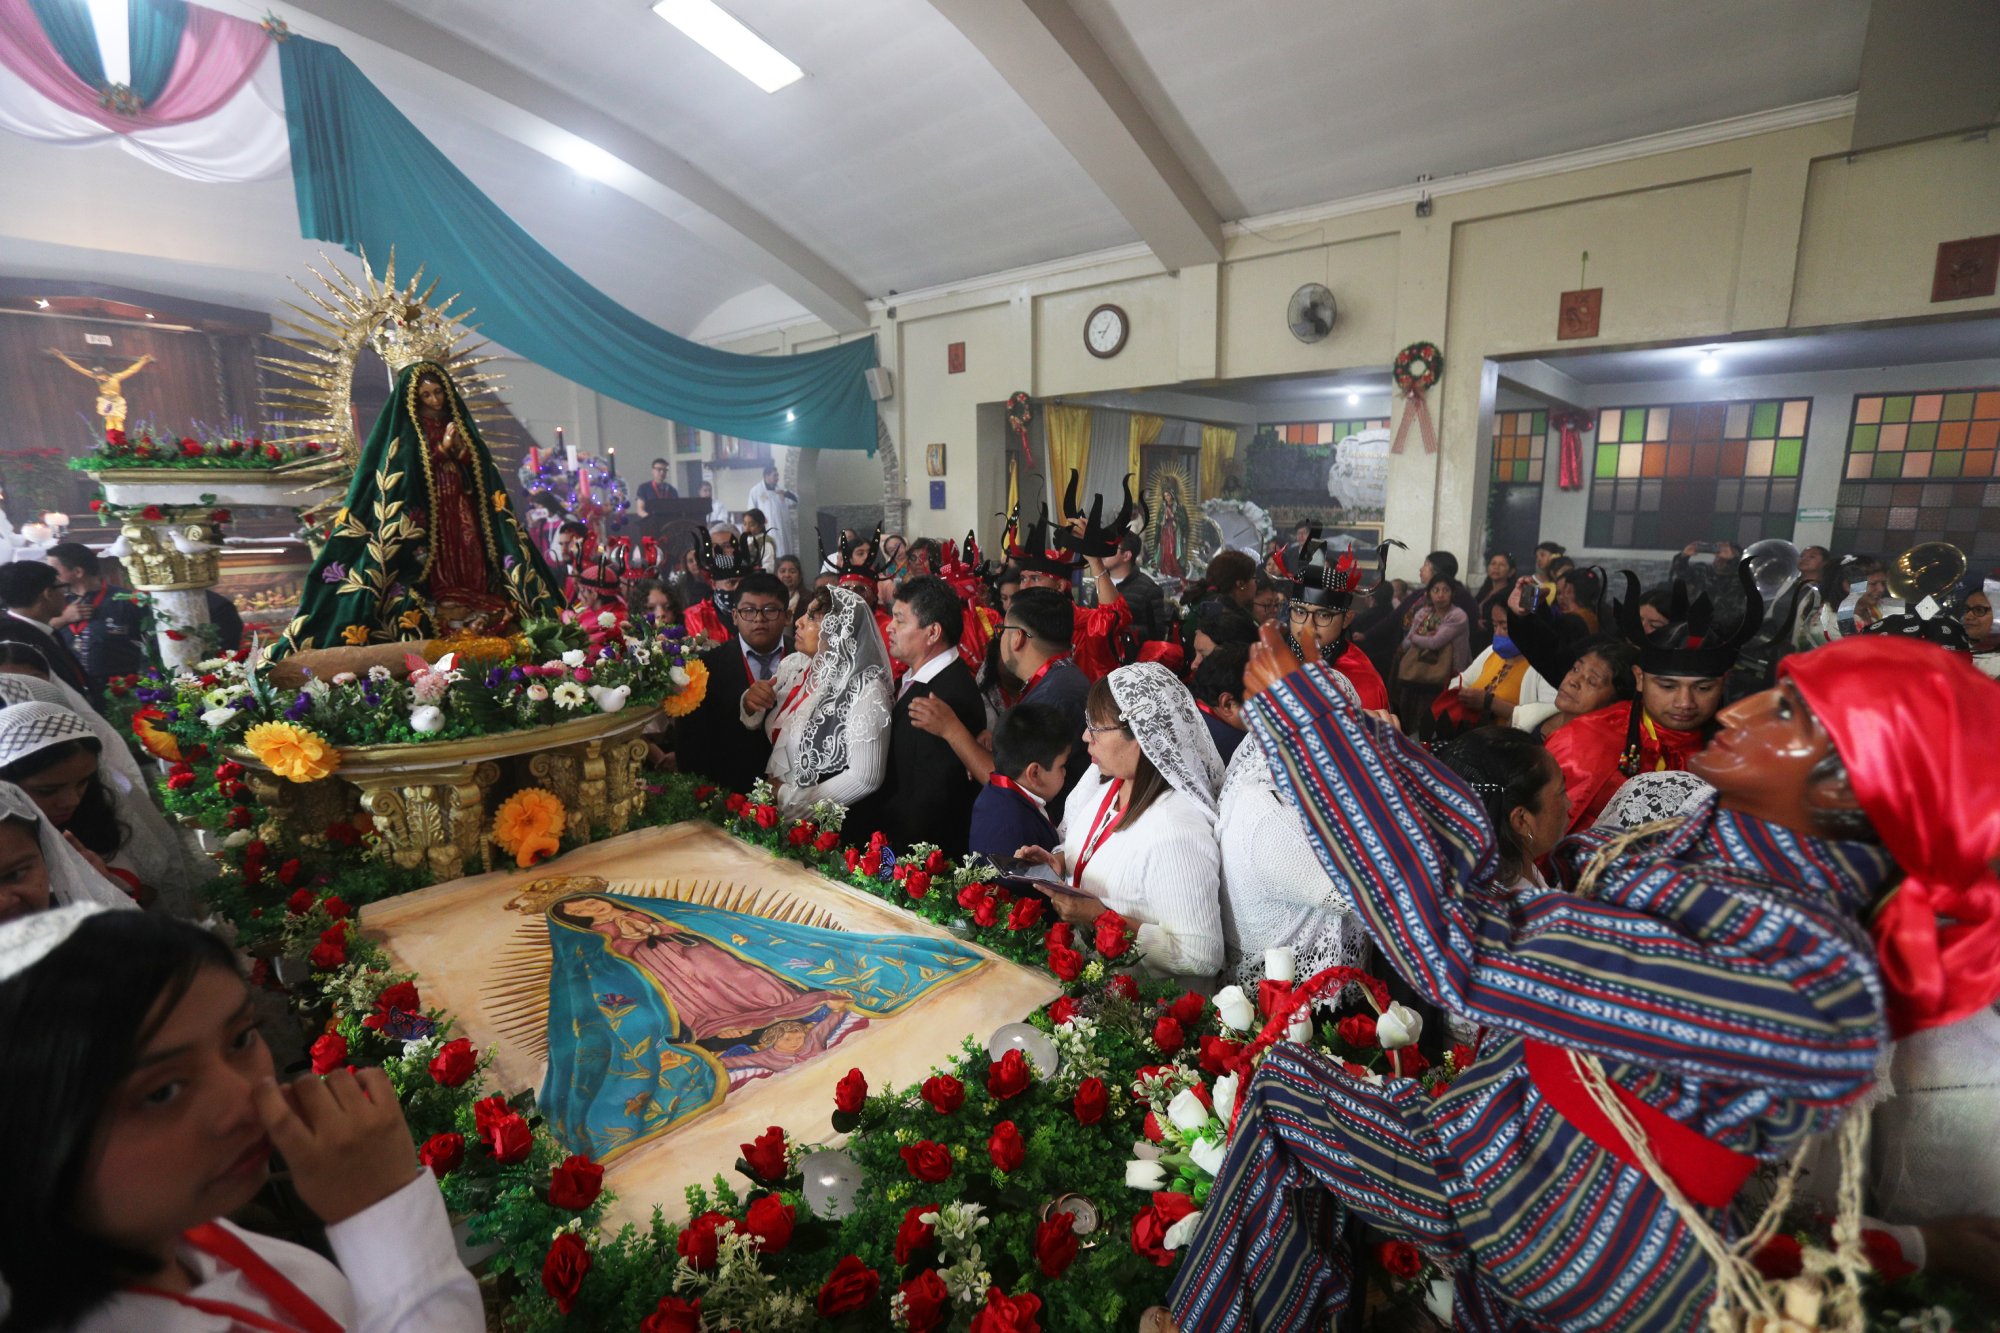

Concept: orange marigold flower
[[660, 657, 708, 718], [244, 721, 340, 783], [493, 787, 565, 868]]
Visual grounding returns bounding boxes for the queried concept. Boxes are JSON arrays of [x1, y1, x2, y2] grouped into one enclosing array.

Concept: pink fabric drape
[[0, 0, 265, 130]]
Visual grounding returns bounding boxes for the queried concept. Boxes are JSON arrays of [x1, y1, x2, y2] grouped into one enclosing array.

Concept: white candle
[[1264, 946, 1296, 983]]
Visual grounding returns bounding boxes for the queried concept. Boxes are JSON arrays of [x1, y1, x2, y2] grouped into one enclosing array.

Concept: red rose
[[956, 882, 991, 910], [1391, 1047, 1429, 1076], [1367, 1239, 1421, 1281], [896, 1269, 950, 1332], [540, 1231, 590, 1314], [1006, 896, 1043, 930], [308, 935, 346, 970], [1861, 1228, 1915, 1282], [472, 1093, 512, 1136], [754, 804, 778, 829], [739, 1125, 789, 1182], [814, 829, 840, 852], [1337, 1015, 1379, 1049], [787, 822, 812, 846], [1450, 1042, 1477, 1071], [834, 1067, 868, 1115], [1047, 943, 1082, 981], [742, 1193, 795, 1254], [1035, 1211, 1080, 1278], [1130, 1190, 1199, 1266], [676, 1211, 731, 1269], [905, 869, 932, 899], [1751, 1233, 1803, 1280], [900, 1140, 953, 1182], [970, 1288, 1043, 1333], [868, 830, 888, 851], [1093, 909, 1133, 958], [987, 1120, 1025, 1172], [284, 888, 314, 915], [1142, 1110, 1163, 1143], [224, 805, 253, 830], [1152, 1016, 1185, 1054], [724, 792, 748, 815], [1257, 978, 1293, 1020], [309, 1031, 347, 1075], [1044, 922, 1074, 949], [987, 1048, 1031, 1100], [166, 771, 196, 791], [1048, 995, 1081, 1026], [971, 894, 1002, 928], [693, 784, 717, 801], [921, 1073, 964, 1114], [318, 891, 346, 916], [1168, 991, 1205, 1028], [844, 847, 862, 871], [486, 1113, 532, 1164], [1073, 1076, 1108, 1125], [418, 1132, 464, 1178], [894, 1203, 937, 1264], [924, 847, 949, 874], [1105, 973, 1140, 1002], [141, 504, 163, 520], [429, 1038, 477, 1087], [1429, 1080, 1452, 1098], [860, 851, 883, 877], [548, 1154, 604, 1210], [1199, 1035, 1244, 1077], [639, 1294, 702, 1333], [814, 1254, 880, 1318], [210, 509, 231, 524], [376, 980, 420, 1014]]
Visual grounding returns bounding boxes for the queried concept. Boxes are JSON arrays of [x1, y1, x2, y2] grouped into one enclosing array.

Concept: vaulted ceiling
[[0, 0, 1871, 339]]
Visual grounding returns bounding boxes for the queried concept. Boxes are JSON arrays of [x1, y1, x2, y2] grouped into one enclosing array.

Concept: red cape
[[1331, 641, 1389, 712], [1545, 701, 1707, 832]]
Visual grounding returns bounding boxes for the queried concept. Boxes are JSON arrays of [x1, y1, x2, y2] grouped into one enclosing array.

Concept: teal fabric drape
[[26, 0, 183, 103], [127, 0, 185, 105], [277, 36, 880, 453], [27, 0, 102, 87]]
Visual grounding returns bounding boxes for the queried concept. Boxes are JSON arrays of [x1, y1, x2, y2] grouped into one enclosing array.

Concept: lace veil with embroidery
[[1105, 662, 1223, 817], [791, 586, 893, 787]]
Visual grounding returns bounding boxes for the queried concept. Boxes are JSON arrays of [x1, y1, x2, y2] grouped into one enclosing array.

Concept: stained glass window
[[1585, 397, 1809, 548], [1270, 418, 1389, 445], [1835, 389, 2000, 567], [1489, 409, 1547, 485]]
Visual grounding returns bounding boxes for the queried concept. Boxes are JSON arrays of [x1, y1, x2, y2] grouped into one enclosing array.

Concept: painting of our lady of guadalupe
[[538, 891, 986, 1161]]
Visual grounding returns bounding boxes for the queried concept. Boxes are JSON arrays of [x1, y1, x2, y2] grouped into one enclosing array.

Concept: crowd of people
[[0, 481, 1997, 1332]]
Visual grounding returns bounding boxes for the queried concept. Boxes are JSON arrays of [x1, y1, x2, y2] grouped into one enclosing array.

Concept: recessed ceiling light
[[1346, 391, 1360, 405], [651, 0, 803, 93], [33, 298, 49, 309], [1695, 348, 1721, 376]]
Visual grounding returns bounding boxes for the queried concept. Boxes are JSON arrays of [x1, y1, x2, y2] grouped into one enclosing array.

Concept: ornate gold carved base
[[232, 709, 659, 884]]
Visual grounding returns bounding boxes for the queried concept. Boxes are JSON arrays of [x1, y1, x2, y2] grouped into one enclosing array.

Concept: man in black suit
[[1099, 531, 1166, 642], [665, 571, 789, 793], [847, 575, 983, 858], [0, 560, 98, 707]]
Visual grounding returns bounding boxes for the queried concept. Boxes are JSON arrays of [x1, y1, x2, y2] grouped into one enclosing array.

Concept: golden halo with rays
[[258, 248, 512, 529], [482, 876, 846, 1061]]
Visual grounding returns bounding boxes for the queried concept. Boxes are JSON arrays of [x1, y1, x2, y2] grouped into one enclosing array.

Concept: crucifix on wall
[[47, 349, 154, 434]]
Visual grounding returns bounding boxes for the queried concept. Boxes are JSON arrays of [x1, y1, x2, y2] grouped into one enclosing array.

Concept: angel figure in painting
[[269, 360, 564, 658], [538, 891, 986, 1161]]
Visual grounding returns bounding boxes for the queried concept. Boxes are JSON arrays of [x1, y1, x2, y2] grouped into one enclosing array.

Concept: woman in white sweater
[[1013, 662, 1225, 982], [743, 585, 893, 819]]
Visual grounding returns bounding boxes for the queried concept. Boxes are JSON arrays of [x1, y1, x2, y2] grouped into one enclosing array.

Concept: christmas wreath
[[1392, 342, 1443, 395]]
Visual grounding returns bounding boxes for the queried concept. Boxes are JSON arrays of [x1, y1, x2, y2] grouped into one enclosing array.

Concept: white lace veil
[[792, 586, 894, 787], [1592, 769, 1716, 832], [0, 779, 137, 913], [0, 676, 210, 897], [1104, 662, 1224, 817]]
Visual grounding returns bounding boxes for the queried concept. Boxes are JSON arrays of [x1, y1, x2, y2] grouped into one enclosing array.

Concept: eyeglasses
[[734, 605, 786, 620], [1083, 720, 1129, 736], [998, 624, 1029, 640], [1287, 602, 1347, 627]]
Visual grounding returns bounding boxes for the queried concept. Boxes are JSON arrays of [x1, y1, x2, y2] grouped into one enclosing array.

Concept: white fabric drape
[[0, 43, 286, 181]]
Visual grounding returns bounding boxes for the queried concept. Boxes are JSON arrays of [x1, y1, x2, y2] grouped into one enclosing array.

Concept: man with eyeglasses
[[1277, 548, 1390, 712], [665, 570, 788, 792]]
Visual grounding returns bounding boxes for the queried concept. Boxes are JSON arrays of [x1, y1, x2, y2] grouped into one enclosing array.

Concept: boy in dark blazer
[[968, 703, 1068, 865]]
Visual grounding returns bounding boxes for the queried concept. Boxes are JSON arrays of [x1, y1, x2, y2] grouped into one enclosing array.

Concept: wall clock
[[1084, 303, 1128, 359]]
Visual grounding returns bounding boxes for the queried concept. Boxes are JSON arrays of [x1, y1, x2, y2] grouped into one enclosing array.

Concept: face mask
[[1491, 633, 1520, 659]]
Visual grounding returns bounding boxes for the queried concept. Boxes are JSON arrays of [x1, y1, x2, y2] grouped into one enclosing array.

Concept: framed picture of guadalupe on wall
[[926, 442, 947, 477]]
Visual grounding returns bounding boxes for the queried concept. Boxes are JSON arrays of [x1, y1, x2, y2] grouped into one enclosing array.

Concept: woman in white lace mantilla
[[742, 585, 892, 820], [1012, 662, 1226, 983]]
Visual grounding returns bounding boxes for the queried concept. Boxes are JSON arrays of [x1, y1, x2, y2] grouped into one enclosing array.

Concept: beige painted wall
[[727, 114, 2000, 578]]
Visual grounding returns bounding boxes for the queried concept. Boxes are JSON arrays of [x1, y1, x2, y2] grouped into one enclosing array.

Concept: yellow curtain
[[1045, 403, 1093, 504], [1128, 413, 1164, 484], [1200, 424, 1239, 499]]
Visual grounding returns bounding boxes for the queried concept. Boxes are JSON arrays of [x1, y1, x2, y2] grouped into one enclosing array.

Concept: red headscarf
[[1782, 636, 2000, 1037]]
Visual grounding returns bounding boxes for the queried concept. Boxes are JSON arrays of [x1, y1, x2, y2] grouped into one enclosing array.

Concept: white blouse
[[744, 652, 892, 820], [77, 1171, 482, 1332], [1060, 764, 1223, 982]]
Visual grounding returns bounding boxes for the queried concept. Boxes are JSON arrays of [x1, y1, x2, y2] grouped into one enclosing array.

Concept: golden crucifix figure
[[48, 350, 153, 434]]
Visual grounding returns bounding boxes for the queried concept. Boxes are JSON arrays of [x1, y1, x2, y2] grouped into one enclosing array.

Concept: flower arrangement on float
[[69, 423, 323, 470]]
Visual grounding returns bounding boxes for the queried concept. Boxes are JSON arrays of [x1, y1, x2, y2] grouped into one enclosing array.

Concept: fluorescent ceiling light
[[1695, 348, 1722, 376], [651, 0, 803, 93]]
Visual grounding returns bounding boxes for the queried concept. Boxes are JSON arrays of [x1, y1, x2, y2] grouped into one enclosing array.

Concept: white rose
[[1161, 1209, 1203, 1251], [223, 828, 254, 848], [1211, 1072, 1239, 1126], [561, 649, 587, 668], [1264, 946, 1296, 983], [199, 707, 237, 728], [1211, 985, 1255, 1033], [1187, 1136, 1228, 1178], [670, 665, 690, 687], [526, 683, 550, 702], [1123, 1159, 1167, 1191], [409, 705, 445, 734], [1376, 1002, 1424, 1051], [1165, 1088, 1210, 1135]]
